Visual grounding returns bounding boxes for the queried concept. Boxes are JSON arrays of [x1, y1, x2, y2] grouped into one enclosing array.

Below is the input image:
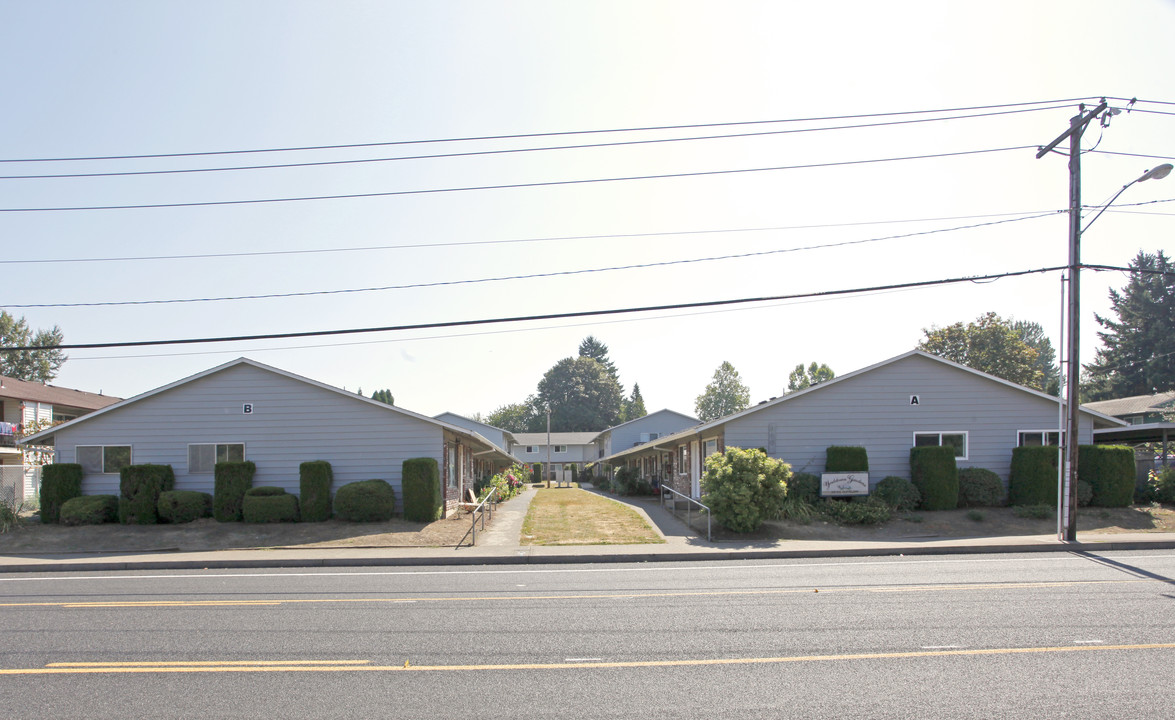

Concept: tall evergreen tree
[[1013, 320, 1060, 395], [1087, 250, 1175, 399], [370, 389, 394, 405], [538, 357, 623, 431], [577, 336, 622, 390], [623, 383, 648, 421]]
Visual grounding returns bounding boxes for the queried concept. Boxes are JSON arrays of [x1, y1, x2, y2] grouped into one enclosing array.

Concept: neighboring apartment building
[[511, 432, 600, 481], [0, 374, 120, 504]]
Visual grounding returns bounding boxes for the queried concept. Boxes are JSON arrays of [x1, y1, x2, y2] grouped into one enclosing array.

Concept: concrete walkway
[[2, 487, 1174, 574]]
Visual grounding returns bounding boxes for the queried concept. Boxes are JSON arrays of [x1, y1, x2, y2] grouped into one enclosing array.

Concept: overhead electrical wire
[[0, 265, 1071, 351], [0, 97, 1098, 164], [0, 105, 1075, 181], [0, 209, 1065, 266], [0, 213, 1058, 309], [0, 144, 1038, 213]]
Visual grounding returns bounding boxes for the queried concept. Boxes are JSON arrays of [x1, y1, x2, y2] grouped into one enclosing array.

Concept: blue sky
[[2, 1, 1173, 417]]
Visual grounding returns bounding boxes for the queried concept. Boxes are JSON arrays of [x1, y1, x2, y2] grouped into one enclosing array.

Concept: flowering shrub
[[478, 464, 530, 503]]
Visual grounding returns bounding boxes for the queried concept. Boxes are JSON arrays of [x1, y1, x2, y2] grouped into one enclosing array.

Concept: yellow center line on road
[[47, 660, 371, 667], [0, 578, 1148, 610], [3, 644, 1172, 676]]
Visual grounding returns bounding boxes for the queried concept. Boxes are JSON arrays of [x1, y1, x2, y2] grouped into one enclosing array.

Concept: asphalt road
[[2, 551, 1173, 719]]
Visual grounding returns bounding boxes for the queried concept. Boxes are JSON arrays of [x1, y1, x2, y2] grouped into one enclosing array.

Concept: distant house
[[1, 375, 120, 505], [600, 350, 1124, 498], [511, 432, 600, 481], [590, 408, 698, 461], [20, 359, 514, 517], [433, 412, 519, 474], [1086, 391, 1175, 474]]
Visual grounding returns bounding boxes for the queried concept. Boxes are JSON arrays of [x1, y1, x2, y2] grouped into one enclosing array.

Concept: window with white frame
[[188, 443, 245, 473], [1017, 431, 1064, 447], [76, 445, 132, 474], [912, 431, 968, 459], [553, 445, 567, 453], [703, 438, 718, 458], [525, 446, 537, 454]]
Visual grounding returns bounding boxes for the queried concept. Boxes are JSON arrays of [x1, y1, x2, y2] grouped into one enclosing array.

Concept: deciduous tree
[[0, 310, 67, 382], [918, 312, 1044, 390], [787, 362, 835, 392], [538, 357, 623, 431], [695, 361, 751, 422]]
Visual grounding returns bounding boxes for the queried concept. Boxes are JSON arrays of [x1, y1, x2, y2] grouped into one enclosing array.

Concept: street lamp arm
[[1082, 164, 1174, 234]]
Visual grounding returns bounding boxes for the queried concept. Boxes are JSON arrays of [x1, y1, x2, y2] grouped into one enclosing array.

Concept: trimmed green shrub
[[1009, 446, 1059, 506], [213, 461, 256, 522], [701, 447, 790, 533], [874, 476, 920, 512], [118, 464, 176, 525], [299, 461, 333, 523], [60, 495, 118, 526], [570, 464, 579, 483], [788, 472, 821, 503], [335, 479, 396, 522], [39, 463, 83, 524], [243, 488, 300, 523], [909, 446, 958, 511], [157, 490, 212, 524], [1078, 445, 1135, 508], [966, 509, 985, 522], [958, 467, 1005, 508], [817, 497, 890, 525], [1078, 480, 1094, 507], [825, 446, 869, 472], [594, 473, 613, 493], [402, 458, 441, 522]]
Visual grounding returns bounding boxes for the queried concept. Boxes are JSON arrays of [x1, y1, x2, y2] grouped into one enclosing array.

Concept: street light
[[1039, 100, 1171, 540]]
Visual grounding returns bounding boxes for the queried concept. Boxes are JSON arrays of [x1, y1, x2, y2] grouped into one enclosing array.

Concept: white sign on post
[[820, 472, 869, 497]]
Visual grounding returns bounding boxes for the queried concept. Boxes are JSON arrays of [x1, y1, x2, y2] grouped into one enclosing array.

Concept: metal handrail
[[660, 483, 711, 542], [456, 485, 499, 548]]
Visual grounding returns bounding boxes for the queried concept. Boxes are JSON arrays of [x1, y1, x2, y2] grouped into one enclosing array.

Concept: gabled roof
[[19, 358, 512, 460], [600, 349, 1125, 464], [513, 432, 602, 446], [433, 411, 518, 444], [595, 408, 698, 435], [0, 374, 120, 411], [1084, 391, 1175, 418]]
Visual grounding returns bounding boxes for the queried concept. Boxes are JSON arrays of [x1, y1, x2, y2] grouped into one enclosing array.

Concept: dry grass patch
[[520, 488, 664, 545]]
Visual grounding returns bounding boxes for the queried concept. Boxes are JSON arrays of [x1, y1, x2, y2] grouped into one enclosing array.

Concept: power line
[[0, 265, 1068, 351], [1090, 150, 1175, 162], [0, 145, 1038, 213], [0, 106, 1073, 181], [0, 210, 1062, 266], [0, 98, 1095, 164], [0, 213, 1058, 309]]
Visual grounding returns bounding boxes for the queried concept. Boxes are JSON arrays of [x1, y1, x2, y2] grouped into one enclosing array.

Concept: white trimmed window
[[76, 445, 132, 474], [1017, 431, 1064, 447], [188, 443, 245, 473], [703, 438, 718, 458], [913, 431, 968, 459], [553, 445, 567, 453], [525, 446, 538, 454]]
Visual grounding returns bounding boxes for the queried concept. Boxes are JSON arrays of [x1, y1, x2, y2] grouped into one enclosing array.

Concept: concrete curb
[[3, 538, 1173, 574]]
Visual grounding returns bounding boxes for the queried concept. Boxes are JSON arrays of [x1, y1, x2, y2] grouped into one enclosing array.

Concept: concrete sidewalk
[[2, 487, 1174, 574]]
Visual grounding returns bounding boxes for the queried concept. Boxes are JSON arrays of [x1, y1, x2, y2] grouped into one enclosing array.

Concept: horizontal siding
[[726, 354, 1092, 485], [52, 363, 443, 502], [609, 411, 698, 451]]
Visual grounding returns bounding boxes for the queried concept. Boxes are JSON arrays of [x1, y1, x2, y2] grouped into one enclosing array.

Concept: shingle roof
[[0, 375, 120, 411], [1083, 391, 1175, 418]]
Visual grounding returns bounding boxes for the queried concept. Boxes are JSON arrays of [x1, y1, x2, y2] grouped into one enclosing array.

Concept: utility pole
[[546, 405, 552, 489], [1036, 99, 1107, 541]]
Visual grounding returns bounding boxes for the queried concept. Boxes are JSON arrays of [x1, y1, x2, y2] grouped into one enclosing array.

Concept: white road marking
[[1073, 640, 1103, 644], [1, 554, 1171, 583]]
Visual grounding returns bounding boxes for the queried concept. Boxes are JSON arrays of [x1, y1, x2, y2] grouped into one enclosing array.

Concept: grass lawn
[[520, 488, 665, 545]]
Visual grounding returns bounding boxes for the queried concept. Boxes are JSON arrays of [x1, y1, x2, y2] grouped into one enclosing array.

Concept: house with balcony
[[0, 374, 120, 505]]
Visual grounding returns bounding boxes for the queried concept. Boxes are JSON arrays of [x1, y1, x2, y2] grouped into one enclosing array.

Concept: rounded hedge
[[958, 467, 1005, 508], [874, 476, 920, 512], [60, 495, 118, 526], [245, 486, 287, 497], [788, 472, 821, 503], [157, 490, 213, 524], [335, 479, 396, 522]]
